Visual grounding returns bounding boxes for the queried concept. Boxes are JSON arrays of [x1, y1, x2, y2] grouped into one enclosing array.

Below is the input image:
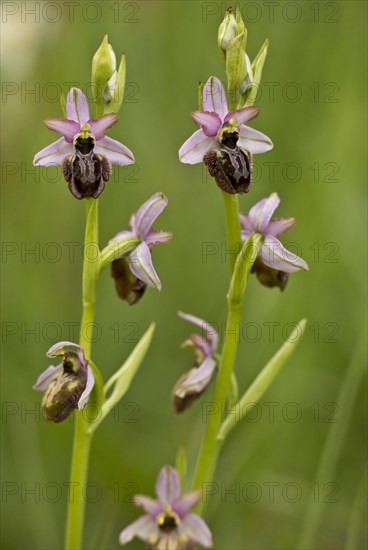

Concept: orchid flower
[[34, 87, 134, 167], [240, 192, 309, 290], [179, 76, 272, 165], [33, 88, 134, 198], [119, 465, 213, 549], [33, 342, 95, 423], [110, 193, 172, 305], [173, 312, 218, 412]]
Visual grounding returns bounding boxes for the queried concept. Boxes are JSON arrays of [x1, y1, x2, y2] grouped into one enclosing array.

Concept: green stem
[[65, 199, 99, 550], [192, 192, 244, 513], [222, 192, 242, 274], [192, 304, 242, 511]]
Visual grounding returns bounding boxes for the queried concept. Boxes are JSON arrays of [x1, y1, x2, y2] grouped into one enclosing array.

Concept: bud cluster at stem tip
[[218, 7, 269, 109], [92, 35, 126, 116]]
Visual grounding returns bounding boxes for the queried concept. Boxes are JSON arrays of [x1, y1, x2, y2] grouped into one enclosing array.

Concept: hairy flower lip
[[179, 76, 272, 164], [33, 342, 95, 414], [119, 466, 212, 548], [33, 88, 134, 167]]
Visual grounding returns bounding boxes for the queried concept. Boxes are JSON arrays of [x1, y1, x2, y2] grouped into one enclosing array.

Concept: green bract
[[92, 35, 126, 116]]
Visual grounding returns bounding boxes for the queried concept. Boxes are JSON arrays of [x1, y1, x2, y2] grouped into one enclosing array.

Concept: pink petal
[[133, 193, 168, 240], [267, 217, 296, 237], [225, 106, 259, 125], [172, 491, 201, 518], [178, 312, 218, 354], [119, 515, 158, 545], [180, 513, 213, 547], [77, 365, 95, 409], [65, 88, 90, 124], [260, 235, 309, 273], [179, 129, 216, 165], [145, 229, 173, 247], [174, 357, 217, 399], [249, 193, 280, 233], [202, 76, 228, 120], [191, 111, 222, 137], [189, 333, 212, 358], [33, 138, 73, 166], [44, 118, 80, 142], [129, 242, 161, 290], [33, 365, 63, 391], [88, 113, 118, 140], [238, 125, 273, 154], [94, 136, 135, 165], [155, 466, 181, 504], [46, 341, 88, 369], [239, 213, 255, 237], [134, 495, 163, 518]]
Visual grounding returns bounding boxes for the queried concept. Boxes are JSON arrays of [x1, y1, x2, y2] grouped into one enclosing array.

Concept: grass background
[[1, 1, 367, 549]]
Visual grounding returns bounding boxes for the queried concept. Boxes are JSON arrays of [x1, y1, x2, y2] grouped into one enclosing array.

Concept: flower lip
[[34, 342, 95, 421]]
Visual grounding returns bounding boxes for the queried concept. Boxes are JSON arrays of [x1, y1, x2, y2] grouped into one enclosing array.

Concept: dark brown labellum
[[203, 129, 252, 194], [61, 136, 111, 199], [111, 257, 146, 305], [42, 352, 87, 422], [251, 258, 289, 291]]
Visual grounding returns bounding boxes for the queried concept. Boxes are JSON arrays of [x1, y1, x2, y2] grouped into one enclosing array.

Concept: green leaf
[[175, 447, 188, 492], [89, 323, 155, 433], [228, 232, 262, 307], [218, 319, 307, 442], [99, 236, 140, 272], [245, 39, 269, 107]]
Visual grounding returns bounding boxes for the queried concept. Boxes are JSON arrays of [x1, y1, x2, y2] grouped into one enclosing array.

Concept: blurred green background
[[1, 1, 367, 549]]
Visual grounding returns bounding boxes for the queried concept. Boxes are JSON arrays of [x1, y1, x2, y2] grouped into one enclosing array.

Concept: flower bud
[[92, 35, 117, 115], [41, 352, 88, 422], [218, 8, 238, 53]]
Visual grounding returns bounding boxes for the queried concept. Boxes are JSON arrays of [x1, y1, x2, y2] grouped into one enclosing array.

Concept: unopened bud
[[218, 8, 238, 53]]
